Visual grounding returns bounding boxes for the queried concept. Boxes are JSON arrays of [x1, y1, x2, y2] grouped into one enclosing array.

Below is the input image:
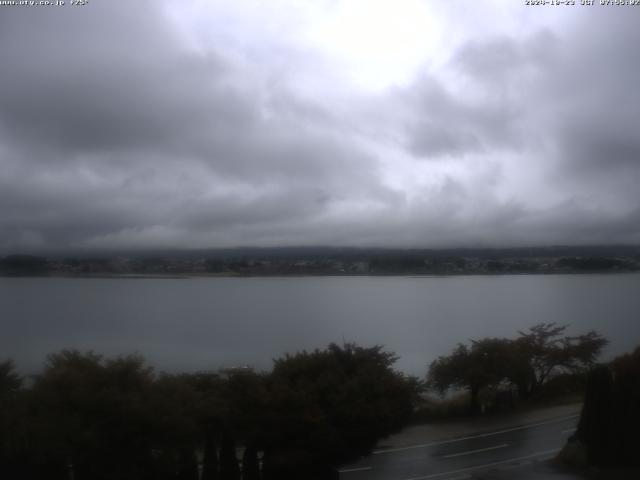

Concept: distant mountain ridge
[[2, 245, 640, 276]]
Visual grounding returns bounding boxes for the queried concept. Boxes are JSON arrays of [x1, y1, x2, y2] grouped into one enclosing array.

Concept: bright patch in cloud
[[305, 0, 438, 91]]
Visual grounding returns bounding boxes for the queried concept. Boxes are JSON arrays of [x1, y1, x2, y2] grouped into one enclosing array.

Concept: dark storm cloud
[[404, 30, 554, 159], [395, 7, 640, 245], [0, 3, 229, 154], [2, 1, 640, 250], [0, 0, 390, 249], [404, 78, 521, 158], [529, 10, 640, 226], [549, 14, 640, 174]]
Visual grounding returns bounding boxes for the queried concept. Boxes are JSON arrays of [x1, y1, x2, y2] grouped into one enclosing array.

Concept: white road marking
[[561, 427, 577, 434], [338, 466, 372, 473], [442, 443, 509, 459], [401, 448, 561, 480], [374, 414, 579, 454]]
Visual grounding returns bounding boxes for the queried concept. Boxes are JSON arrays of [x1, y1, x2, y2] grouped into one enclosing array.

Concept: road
[[338, 414, 579, 480]]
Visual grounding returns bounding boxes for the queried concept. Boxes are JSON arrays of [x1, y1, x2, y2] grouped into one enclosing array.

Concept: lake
[[2, 274, 640, 376]]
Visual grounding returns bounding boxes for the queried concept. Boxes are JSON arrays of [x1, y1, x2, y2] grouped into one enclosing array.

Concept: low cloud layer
[[1, 1, 639, 251]]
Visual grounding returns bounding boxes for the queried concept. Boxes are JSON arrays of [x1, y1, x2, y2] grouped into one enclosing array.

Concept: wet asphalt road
[[338, 414, 579, 480]]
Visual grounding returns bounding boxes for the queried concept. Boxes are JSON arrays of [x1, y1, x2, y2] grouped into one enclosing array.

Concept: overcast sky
[[1, 0, 639, 251]]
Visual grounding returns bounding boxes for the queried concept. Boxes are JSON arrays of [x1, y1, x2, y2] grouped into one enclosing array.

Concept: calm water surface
[[2, 274, 640, 376]]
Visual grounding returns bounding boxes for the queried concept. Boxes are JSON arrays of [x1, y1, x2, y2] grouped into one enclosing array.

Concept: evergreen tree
[[576, 365, 616, 465], [575, 347, 640, 467]]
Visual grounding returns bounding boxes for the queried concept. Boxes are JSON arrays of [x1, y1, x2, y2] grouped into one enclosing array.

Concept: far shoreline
[[2, 270, 640, 279]]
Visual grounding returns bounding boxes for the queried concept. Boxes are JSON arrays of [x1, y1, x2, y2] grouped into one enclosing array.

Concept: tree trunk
[[516, 381, 530, 400], [177, 449, 199, 480], [470, 385, 480, 415], [219, 431, 240, 480], [202, 432, 219, 480], [241, 444, 260, 480]]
